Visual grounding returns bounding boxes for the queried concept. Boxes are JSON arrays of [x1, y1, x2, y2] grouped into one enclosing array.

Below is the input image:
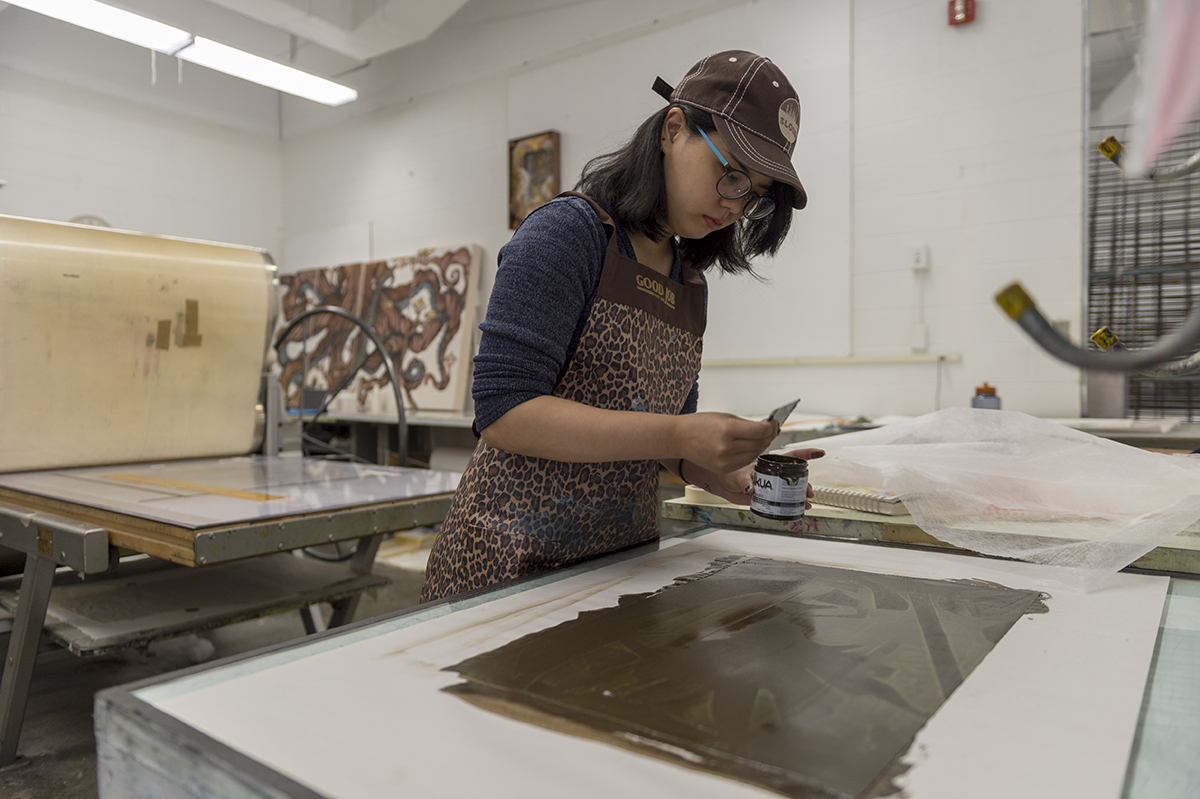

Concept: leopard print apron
[[420, 193, 705, 602]]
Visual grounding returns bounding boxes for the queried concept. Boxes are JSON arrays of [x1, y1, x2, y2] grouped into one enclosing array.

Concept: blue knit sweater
[[472, 195, 703, 431]]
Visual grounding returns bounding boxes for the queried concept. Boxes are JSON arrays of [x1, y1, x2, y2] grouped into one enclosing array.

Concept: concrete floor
[[0, 555, 428, 799], [0, 481, 692, 799]]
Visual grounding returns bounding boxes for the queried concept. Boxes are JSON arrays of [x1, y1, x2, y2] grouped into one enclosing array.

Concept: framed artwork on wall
[[508, 130, 560, 230], [277, 244, 483, 417]]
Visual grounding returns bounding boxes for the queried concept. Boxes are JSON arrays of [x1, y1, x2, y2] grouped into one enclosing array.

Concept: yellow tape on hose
[[995, 283, 1035, 320], [1090, 326, 1120, 351], [1098, 136, 1124, 160]]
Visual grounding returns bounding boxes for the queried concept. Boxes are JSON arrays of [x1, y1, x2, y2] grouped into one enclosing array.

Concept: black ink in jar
[[751, 454, 808, 521]]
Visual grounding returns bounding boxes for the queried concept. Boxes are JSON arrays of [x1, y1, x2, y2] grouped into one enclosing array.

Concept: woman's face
[[660, 108, 773, 241]]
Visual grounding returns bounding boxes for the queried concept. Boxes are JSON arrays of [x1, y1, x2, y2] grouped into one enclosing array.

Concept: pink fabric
[[1131, 0, 1200, 173]]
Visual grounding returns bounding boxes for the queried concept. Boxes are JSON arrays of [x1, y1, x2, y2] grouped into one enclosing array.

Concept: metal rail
[[274, 306, 407, 467]]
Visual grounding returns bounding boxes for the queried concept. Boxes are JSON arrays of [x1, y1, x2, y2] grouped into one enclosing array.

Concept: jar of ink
[[751, 454, 809, 521], [972, 382, 1001, 409]]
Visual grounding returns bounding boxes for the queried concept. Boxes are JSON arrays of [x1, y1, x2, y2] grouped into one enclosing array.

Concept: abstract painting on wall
[[509, 130, 561, 229], [277, 245, 482, 416]]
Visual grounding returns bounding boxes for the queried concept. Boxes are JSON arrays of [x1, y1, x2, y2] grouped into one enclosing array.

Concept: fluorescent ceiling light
[[7, 0, 191, 52], [6, 0, 357, 106], [177, 37, 357, 107]]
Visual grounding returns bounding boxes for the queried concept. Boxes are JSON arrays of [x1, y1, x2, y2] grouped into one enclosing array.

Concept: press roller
[[0, 214, 277, 472]]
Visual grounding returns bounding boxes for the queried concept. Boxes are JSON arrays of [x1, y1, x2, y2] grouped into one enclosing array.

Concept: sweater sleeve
[[681, 381, 698, 415], [472, 197, 609, 432]]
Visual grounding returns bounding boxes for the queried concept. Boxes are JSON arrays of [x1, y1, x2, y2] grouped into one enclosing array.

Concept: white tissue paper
[[785, 407, 1200, 591]]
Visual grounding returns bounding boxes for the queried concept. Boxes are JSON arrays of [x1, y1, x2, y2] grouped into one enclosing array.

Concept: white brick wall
[[280, 78, 511, 303], [0, 0, 1089, 419], [846, 0, 1085, 418], [504, 0, 853, 364], [0, 68, 283, 256]]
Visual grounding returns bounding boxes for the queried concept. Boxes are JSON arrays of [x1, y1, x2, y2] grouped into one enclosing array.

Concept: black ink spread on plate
[[444, 555, 1047, 798]]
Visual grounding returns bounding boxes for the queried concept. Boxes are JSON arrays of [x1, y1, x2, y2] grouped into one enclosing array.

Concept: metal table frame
[[0, 467, 453, 769], [95, 536, 660, 799]]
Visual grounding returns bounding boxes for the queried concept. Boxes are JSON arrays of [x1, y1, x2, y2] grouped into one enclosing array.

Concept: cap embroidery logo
[[778, 98, 800, 144], [636, 274, 676, 310]]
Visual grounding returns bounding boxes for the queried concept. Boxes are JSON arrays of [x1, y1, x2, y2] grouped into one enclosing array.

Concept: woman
[[421, 50, 823, 602]]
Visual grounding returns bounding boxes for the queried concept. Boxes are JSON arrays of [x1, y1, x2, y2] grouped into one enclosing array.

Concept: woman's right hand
[[674, 412, 778, 474]]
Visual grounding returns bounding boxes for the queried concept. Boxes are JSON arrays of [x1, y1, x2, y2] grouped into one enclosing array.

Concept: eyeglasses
[[696, 127, 775, 221]]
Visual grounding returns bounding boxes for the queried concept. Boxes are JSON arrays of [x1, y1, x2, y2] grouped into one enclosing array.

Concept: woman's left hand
[[707, 463, 756, 505], [686, 447, 824, 507]]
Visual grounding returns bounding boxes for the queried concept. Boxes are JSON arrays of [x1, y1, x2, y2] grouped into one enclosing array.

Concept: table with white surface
[[93, 527, 1198, 799]]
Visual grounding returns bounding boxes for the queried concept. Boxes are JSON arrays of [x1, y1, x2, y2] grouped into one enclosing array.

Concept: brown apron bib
[[421, 194, 705, 602]]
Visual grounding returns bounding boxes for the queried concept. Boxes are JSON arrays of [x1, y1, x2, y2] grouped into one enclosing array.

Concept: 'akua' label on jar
[[751, 454, 808, 521]]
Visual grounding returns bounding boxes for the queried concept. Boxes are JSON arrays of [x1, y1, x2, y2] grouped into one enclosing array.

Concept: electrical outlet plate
[[910, 244, 930, 271]]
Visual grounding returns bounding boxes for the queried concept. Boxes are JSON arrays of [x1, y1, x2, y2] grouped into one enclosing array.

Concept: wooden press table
[[0, 455, 459, 768]]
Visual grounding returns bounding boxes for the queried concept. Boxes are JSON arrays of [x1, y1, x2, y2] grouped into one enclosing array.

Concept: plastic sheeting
[[785, 408, 1200, 591]]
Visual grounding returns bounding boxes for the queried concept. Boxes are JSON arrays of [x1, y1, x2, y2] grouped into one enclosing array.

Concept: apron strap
[[558, 191, 618, 250]]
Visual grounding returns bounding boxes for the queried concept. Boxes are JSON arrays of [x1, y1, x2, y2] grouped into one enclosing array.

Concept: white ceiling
[[0, 0, 1149, 132], [0, 0, 588, 84], [3, 0, 1148, 84], [119, 0, 607, 67], [1, 0, 720, 141], [210, 0, 460, 61], [93, 0, 1150, 108]]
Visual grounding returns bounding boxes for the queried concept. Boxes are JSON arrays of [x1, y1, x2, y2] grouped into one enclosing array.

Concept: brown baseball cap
[[654, 50, 807, 209]]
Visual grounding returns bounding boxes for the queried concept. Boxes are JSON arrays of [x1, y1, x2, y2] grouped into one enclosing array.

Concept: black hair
[[574, 103, 798, 275]]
